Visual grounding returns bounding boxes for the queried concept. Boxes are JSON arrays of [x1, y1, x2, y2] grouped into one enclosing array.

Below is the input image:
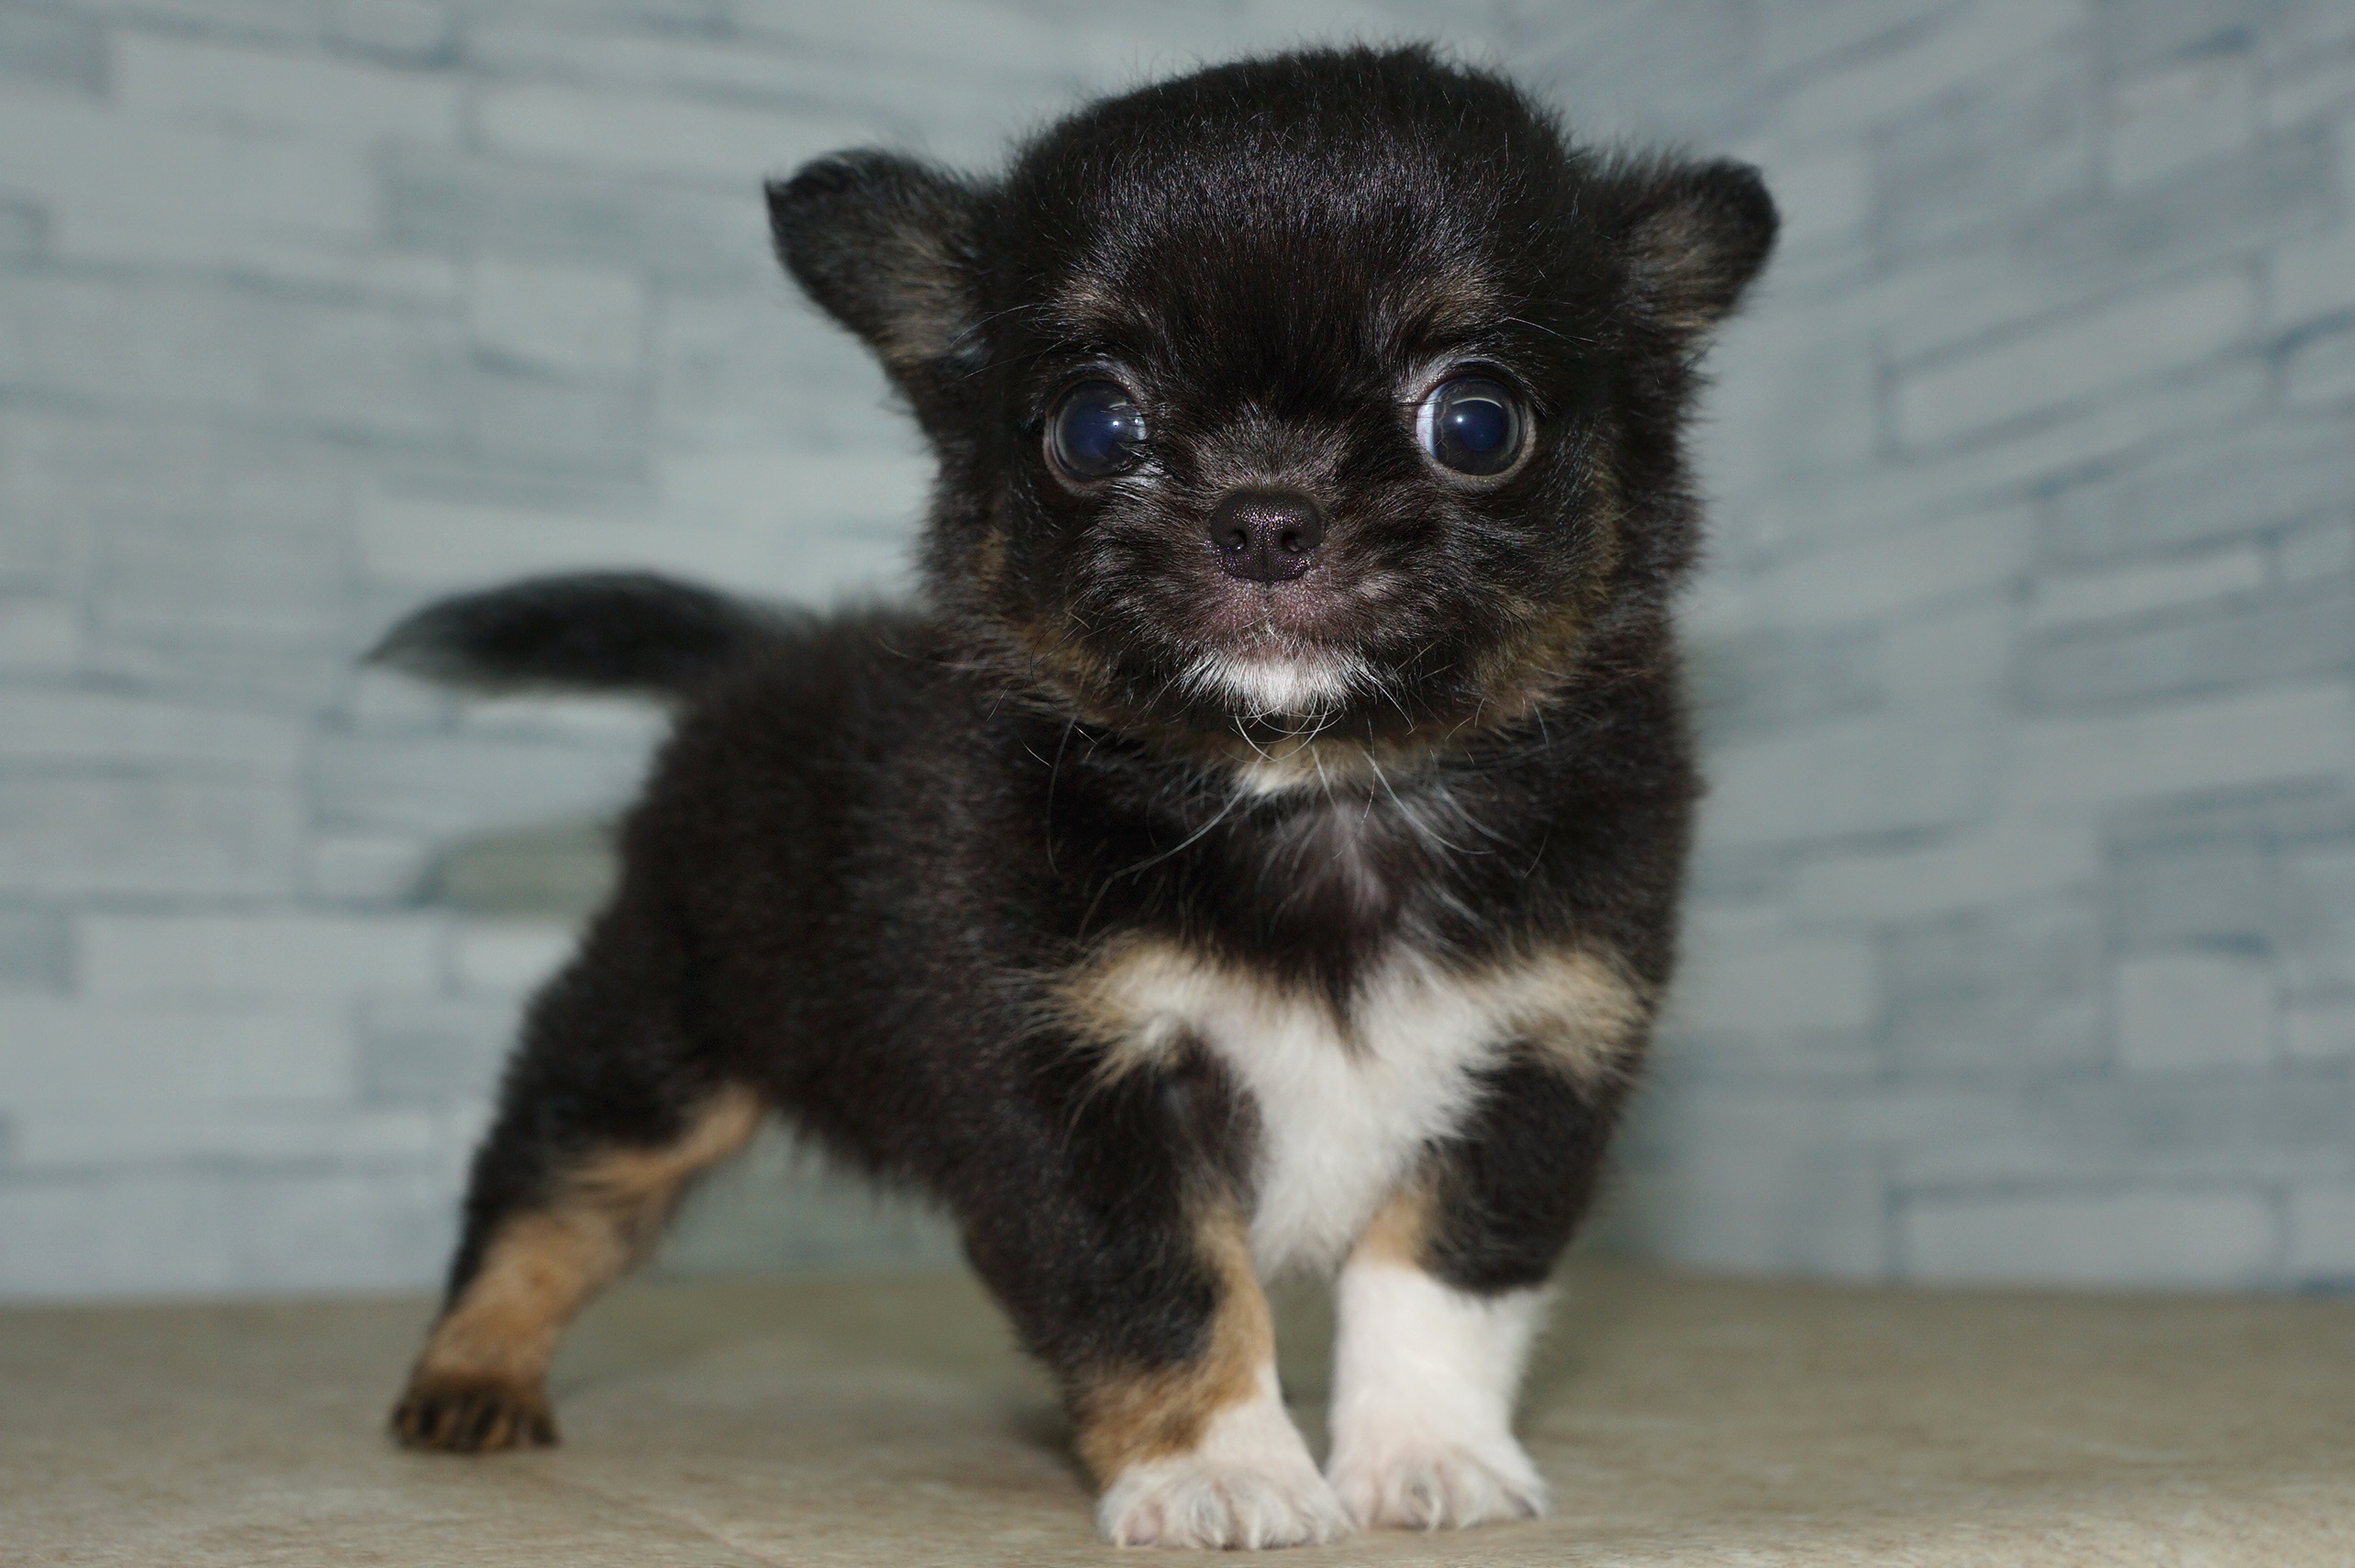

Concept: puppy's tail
[[368, 573, 794, 697]]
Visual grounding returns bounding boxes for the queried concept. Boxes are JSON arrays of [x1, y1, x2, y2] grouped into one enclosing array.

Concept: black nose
[[1208, 490, 1325, 584]]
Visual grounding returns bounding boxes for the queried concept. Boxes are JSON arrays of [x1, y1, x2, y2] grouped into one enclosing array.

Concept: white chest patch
[[1059, 940, 1639, 1276]]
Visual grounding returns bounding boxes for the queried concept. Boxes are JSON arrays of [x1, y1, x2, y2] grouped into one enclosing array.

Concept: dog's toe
[[390, 1374, 557, 1453], [1328, 1433, 1546, 1531], [1098, 1452, 1352, 1550]]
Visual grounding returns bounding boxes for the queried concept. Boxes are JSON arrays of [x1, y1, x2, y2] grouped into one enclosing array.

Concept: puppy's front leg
[[1326, 1209, 1548, 1529], [1070, 1208, 1349, 1550], [956, 1043, 1347, 1551], [1327, 1059, 1618, 1530]]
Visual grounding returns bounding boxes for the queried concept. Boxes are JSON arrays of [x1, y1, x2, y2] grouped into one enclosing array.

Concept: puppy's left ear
[[1605, 158, 1778, 338], [767, 151, 983, 424]]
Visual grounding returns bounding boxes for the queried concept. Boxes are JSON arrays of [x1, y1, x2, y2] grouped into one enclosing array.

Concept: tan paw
[[389, 1373, 557, 1452]]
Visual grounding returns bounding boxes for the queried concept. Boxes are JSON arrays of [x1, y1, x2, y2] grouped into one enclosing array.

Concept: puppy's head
[[770, 48, 1773, 758]]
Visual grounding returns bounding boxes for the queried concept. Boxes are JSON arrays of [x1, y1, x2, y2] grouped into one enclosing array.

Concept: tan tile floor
[[6, 1263, 2350, 1565]]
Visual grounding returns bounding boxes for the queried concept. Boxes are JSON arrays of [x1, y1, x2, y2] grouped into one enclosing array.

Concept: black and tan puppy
[[381, 47, 1773, 1549]]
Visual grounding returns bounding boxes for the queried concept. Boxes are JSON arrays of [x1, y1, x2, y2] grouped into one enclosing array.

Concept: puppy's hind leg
[[391, 956, 762, 1452], [390, 1085, 760, 1451]]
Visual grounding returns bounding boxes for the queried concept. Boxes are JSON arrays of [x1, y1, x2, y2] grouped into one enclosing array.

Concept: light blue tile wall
[[0, 0, 2347, 1297]]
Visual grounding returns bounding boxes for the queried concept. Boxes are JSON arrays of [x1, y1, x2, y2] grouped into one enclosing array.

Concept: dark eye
[[1416, 374, 1527, 477], [1048, 379, 1148, 480]]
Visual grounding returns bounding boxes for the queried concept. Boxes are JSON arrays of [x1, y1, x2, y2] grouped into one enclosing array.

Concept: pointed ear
[[766, 151, 983, 417], [1606, 157, 1778, 338]]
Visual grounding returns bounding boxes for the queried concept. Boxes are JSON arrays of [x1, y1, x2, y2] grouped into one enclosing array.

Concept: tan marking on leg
[[1353, 1181, 1436, 1271], [1070, 1207, 1272, 1485], [415, 1208, 631, 1389], [394, 1086, 761, 1451]]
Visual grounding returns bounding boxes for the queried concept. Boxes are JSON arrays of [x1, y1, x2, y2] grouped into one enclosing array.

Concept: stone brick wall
[[0, 0, 2347, 1297]]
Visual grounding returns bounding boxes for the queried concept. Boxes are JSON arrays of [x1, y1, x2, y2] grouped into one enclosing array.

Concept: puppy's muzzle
[[1210, 490, 1324, 584]]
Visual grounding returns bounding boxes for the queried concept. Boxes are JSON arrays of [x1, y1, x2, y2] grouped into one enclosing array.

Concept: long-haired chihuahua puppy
[[380, 46, 1774, 1550]]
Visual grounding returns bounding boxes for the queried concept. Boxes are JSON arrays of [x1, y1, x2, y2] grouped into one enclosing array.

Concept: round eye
[[1416, 375, 1527, 477], [1048, 379, 1148, 481]]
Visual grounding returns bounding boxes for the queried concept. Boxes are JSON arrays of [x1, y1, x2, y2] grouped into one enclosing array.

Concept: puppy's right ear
[[767, 151, 982, 422]]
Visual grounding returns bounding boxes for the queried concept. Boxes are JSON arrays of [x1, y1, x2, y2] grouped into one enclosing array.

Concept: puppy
[[380, 46, 1774, 1550]]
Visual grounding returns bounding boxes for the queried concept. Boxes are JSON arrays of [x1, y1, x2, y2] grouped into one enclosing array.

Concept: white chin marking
[[1326, 1262, 1550, 1531], [1096, 1364, 1352, 1550], [1185, 651, 1365, 718]]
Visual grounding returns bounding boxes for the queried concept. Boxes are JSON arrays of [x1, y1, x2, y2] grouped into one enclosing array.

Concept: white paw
[[1326, 1262, 1552, 1530], [1327, 1431, 1547, 1531], [1094, 1370, 1352, 1550], [1098, 1451, 1353, 1549]]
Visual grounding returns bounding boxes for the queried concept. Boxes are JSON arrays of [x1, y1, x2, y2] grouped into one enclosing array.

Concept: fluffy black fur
[[373, 572, 795, 694], [383, 45, 1773, 1540]]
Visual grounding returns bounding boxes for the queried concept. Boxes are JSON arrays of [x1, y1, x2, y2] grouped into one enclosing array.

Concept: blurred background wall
[[0, 0, 2349, 1300]]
